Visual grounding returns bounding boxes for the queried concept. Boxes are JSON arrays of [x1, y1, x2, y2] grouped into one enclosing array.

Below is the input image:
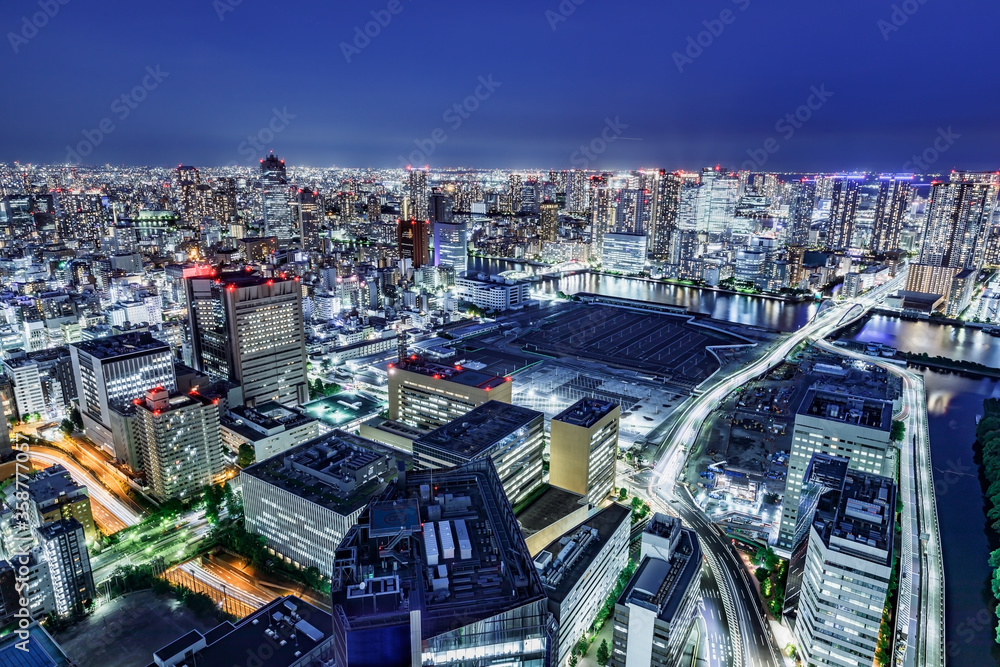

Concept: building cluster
[[775, 363, 901, 667]]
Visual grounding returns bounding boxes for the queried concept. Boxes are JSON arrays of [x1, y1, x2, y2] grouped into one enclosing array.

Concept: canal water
[[469, 257, 1000, 662]]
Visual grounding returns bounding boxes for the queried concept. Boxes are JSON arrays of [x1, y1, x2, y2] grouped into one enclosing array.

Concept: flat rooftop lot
[[54, 590, 219, 667], [518, 304, 742, 386]]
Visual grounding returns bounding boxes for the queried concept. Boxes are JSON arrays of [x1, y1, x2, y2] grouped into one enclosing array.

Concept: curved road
[[644, 272, 908, 666]]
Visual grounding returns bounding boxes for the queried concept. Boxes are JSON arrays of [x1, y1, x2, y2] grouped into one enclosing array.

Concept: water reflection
[[849, 315, 1000, 369], [468, 257, 818, 331]]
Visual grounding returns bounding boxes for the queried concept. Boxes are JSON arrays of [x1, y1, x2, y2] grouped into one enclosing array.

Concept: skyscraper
[[870, 174, 912, 254], [508, 173, 523, 213], [917, 172, 1000, 271], [406, 167, 428, 221], [292, 188, 321, 249], [907, 172, 1000, 312], [539, 200, 559, 243], [397, 218, 430, 268], [590, 175, 615, 254], [175, 165, 201, 223], [132, 387, 226, 501], [825, 176, 862, 249], [566, 170, 589, 213], [788, 178, 816, 246], [648, 171, 681, 261], [433, 220, 467, 274], [428, 187, 454, 223], [260, 154, 293, 245], [186, 272, 308, 407]]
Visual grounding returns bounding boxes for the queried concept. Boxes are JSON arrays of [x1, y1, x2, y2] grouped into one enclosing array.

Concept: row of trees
[[975, 400, 1000, 643], [308, 379, 341, 400], [752, 546, 788, 617]]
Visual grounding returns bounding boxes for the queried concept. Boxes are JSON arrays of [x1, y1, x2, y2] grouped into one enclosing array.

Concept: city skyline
[[0, 0, 997, 170]]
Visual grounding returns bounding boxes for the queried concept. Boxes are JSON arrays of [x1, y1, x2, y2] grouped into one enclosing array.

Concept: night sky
[[2, 0, 997, 171]]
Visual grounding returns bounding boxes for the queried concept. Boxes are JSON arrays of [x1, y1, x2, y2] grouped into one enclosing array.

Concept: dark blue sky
[[2, 0, 997, 171]]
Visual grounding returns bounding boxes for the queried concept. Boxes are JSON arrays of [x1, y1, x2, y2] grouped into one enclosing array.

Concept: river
[[468, 257, 819, 331], [470, 256, 1000, 662]]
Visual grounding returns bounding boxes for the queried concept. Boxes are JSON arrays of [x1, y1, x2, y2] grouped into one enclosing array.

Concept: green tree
[[237, 443, 256, 468], [890, 420, 906, 442], [59, 419, 74, 436], [596, 639, 610, 666], [618, 488, 628, 501], [568, 655, 578, 667], [575, 636, 589, 656], [755, 567, 771, 582], [69, 406, 83, 430]]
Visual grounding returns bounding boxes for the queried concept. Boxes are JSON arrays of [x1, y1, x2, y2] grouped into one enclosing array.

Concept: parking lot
[[518, 305, 744, 386]]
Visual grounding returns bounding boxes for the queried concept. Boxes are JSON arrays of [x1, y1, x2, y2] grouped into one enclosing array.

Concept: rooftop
[[241, 430, 400, 516], [148, 596, 331, 667], [517, 486, 587, 537], [797, 386, 893, 431], [222, 401, 315, 441], [534, 503, 630, 603], [27, 465, 87, 505], [0, 622, 69, 667], [814, 470, 896, 564], [553, 397, 618, 428], [391, 355, 509, 391], [414, 400, 542, 461], [70, 331, 170, 360], [299, 391, 382, 428], [619, 528, 701, 625], [331, 458, 546, 641]]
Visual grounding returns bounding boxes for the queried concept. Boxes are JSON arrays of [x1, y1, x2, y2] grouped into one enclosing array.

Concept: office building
[[70, 332, 176, 451], [777, 386, 894, 552], [566, 170, 589, 213], [220, 401, 319, 462], [601, 233, 647, 274], [535, 503, 630, 666], [549, 398, 620, 507], [261, 154, 293, 245], [610, 514, 701, 667], [2, 348, 76, 419], [539, 201, 559, 243], [241, 430, 401, 577], [870, 175, 912, 254], [330, 458, 554, 667], [414, 400, 544, 507], [782, 453, 850, 624], [187, 272, 309, 407], [397, 218, 430, 269], [26, 464, 96, 542], [150, 596, 333, 667], [454, 273, 532, 311], [36, 518, 94, 617], [825, 176, 862, 250], [388, 356, 512, 430], [132, 387, 226, 501], [433, 220, 468, 275], [792, 471, 896, 667]]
